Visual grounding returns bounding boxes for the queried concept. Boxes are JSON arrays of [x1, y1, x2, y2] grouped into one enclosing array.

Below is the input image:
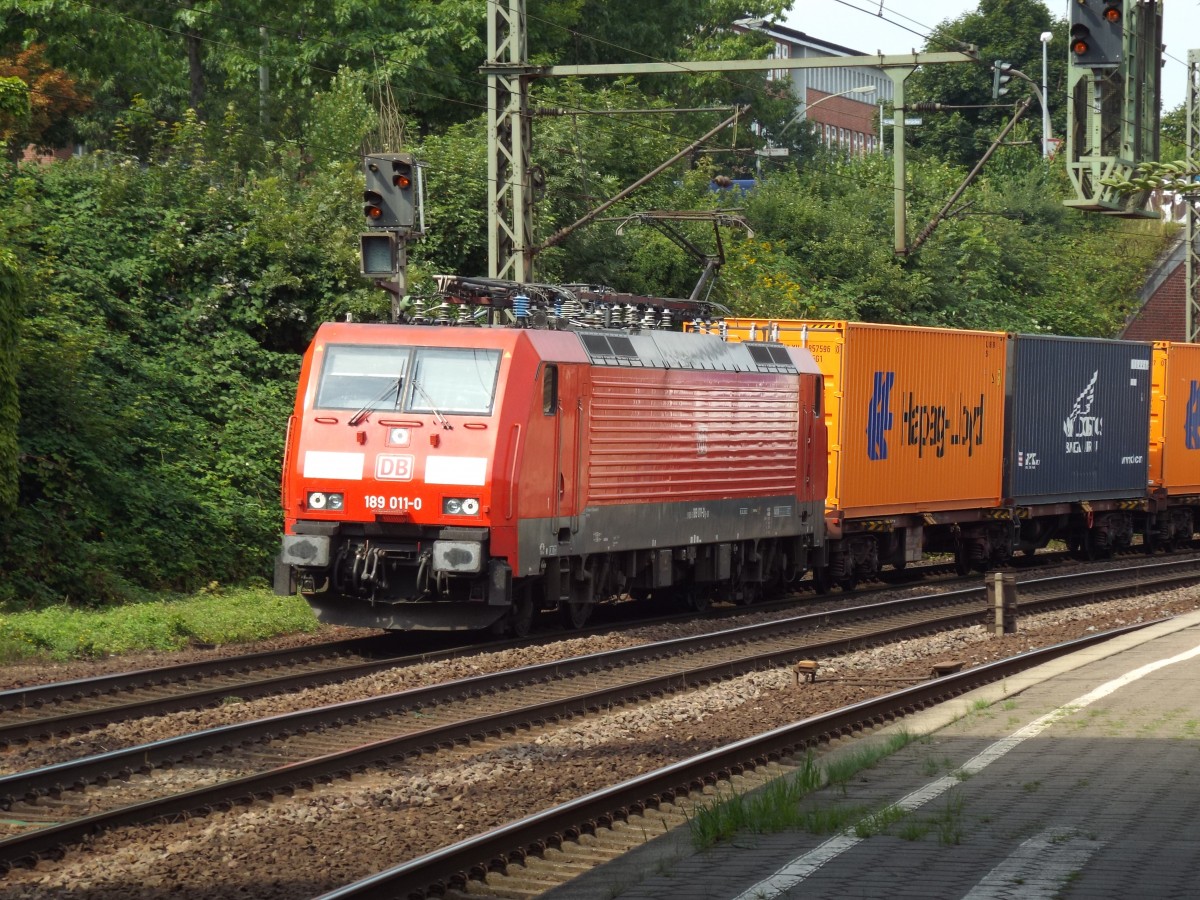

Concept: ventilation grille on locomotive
[[747, 344, 797, 373], [580, 333, 645, 366]]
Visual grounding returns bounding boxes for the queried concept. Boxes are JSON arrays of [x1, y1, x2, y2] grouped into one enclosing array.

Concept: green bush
[[0, 117, 379, 607]]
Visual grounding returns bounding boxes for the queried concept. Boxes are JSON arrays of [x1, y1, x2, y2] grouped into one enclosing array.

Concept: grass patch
[[689, 754, 824, 850], [0, 585, 318, 661], [933, 790, 965, 844], [897, 817, 931, 841], [825, 728, 917, 793], [854, 803, 909, 838], [690, 729, 920, 850]]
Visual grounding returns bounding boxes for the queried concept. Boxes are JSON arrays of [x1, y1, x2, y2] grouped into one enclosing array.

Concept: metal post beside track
[[988, 572, 1018, 635]]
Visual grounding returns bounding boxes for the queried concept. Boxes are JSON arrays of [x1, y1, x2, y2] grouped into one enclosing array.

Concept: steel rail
[[7, 549, 1183, 746], [318, 621, 1161, 900], [0, 636, 389, 713], [0, 588, 977, 806], [0, 598, 1016, 871], [0, 559, 1194, 872]]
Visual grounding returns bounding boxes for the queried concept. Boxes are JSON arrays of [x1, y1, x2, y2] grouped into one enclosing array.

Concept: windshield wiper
[[411, 380, 451, 429], [347, 378, 402, 427]]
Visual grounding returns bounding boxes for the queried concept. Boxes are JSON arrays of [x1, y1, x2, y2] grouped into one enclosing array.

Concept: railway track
[[0, 557, 1195, 877], [0, 573, 972, 754], [2, 546, 1173, 755], [325, 621, 1158, 900]]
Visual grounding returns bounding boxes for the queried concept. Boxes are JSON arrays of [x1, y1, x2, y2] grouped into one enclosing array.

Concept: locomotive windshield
[[406, 347, 501, 415], [314, 344, 500, 416], [315, 345, 408, 411]]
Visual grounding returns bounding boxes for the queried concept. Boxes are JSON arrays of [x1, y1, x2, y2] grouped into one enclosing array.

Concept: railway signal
[[992, 61, 1013, 99], [360, 153, 424, 312], [1069, 0, 1123, 68], [362, 152, 421, 231]]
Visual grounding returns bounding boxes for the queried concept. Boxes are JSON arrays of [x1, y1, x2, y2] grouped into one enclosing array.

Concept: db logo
[[375, 454, 415, 481]]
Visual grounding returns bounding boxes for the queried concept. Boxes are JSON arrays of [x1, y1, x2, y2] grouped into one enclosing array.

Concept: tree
[[0, 43, 88, 156], [906, 0, 1066, 168]]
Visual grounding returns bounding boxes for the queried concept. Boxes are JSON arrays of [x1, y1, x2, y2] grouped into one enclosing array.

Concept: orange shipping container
[[1150, 341, 1200, 495], [722, 320, 1008, 519]]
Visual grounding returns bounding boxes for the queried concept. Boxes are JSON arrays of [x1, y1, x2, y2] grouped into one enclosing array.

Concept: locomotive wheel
[[838, 575, 858, 592], [510, 582, 536, 638], [560, 597, 591, 629], [812, 567, 832, 595]]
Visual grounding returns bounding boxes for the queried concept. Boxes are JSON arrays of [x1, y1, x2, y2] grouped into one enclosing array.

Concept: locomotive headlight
[[307, 491, 344, 511], [387, 427, 410, 447], [442, 497, 480, 516]]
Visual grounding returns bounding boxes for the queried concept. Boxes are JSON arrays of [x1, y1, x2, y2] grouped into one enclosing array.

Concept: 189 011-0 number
[[364, 495, 422, 511]]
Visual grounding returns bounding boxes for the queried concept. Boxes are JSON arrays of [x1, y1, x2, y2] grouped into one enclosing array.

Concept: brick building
[[1121, 235, 1190, 342], [734, 21, 892, 154]]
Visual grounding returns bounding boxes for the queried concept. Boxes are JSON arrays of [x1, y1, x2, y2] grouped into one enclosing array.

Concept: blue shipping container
[[1004, 335, 1152, 504]]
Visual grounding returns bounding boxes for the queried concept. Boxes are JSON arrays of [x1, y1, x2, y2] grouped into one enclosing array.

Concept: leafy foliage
[[0, 114, 379, 606], [0, 585, 316, 661], [0, 235, 18, 512], [0, 0, 1176, 613], [906, 0, 1064, 168], [0, 43, 88, 155]]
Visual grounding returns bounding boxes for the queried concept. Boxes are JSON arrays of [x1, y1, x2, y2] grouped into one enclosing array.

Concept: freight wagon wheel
[[735, 582, 761, 606], [1080, 531, 1112, 562], [953, 548, 970, 577], [838, 575, 858, 592], [680, 584, 711, 613]]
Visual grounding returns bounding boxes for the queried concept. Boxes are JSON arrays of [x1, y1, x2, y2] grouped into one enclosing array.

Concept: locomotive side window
[[315, 345, 409, 410], [543, 364, 558, 414], [406, 348, 501, 415]]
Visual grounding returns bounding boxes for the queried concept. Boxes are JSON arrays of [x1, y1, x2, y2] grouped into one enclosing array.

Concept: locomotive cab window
[[315, 345, 409, 410], [406, 347, 501, 415], [542, 364, 558, 414]]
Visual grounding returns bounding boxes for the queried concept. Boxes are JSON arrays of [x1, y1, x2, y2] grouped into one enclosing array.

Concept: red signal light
[[1072, 38, 1090, 55], [1103, 7, 1120, 23], [363, 189, 384, 220], [393, 172, 411, 189]]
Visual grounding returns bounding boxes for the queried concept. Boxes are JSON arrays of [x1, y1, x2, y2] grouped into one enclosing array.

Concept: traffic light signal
[[362, 152, 420, 230], [992, 61, 1013, 99], [1070, 0, 1124, 68]]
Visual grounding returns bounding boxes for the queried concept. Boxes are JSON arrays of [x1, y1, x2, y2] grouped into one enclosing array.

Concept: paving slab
[[547, 609, 1200, 900]]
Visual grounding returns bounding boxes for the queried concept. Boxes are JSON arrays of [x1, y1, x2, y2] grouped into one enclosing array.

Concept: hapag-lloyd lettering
[[866, 371, 987, 461]]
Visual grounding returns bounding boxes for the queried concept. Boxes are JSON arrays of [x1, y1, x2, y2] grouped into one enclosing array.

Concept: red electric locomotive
[[275, 315, 827, 634]]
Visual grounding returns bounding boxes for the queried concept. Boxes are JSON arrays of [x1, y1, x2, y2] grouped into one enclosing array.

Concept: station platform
[[550, 609, 1200, 900]]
